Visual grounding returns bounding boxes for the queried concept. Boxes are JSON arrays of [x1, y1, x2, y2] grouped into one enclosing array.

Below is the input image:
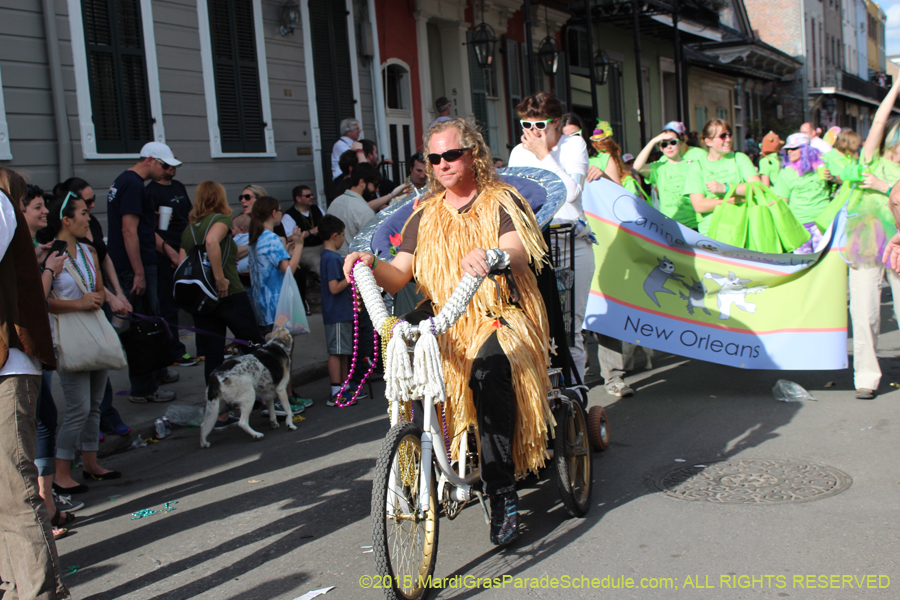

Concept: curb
[[98, 361, 330, 458]]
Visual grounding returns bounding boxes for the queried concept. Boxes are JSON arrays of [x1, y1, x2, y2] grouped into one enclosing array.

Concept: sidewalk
[[49, 311, 331, 458]]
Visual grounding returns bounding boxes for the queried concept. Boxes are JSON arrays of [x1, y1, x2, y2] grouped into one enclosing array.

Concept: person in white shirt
[[0, 173, 69, 598], [507, 92, 592, 383], [330, 118, 363, 181], [801, 122, 833, 155], [327, 163, 382, 257]]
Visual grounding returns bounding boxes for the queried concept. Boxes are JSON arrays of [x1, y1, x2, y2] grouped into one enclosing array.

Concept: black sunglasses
[[427, 148, 471, 165], [81, 195, 96, 205], [658, 139, 679, 149], [238, 194, 255, 201], [300, 193, 314, 198], [718, 132, 733, 140]]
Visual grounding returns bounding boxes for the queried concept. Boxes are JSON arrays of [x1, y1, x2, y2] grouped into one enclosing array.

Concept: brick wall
[[743, 0, 804, 58]]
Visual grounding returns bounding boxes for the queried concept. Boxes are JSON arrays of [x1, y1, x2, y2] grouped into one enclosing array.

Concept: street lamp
[[538, 36, 560, 76], [471, 22, 497, 68], [279, 1, 300, 36], [593, 49, 611, 86]]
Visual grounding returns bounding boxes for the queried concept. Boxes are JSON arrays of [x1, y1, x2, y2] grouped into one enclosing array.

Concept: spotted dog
[[200, 327, 295, 447]]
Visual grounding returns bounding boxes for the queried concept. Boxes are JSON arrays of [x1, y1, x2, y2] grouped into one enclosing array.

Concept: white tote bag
[[273, 270, 310, 335], [51, 259, 128, 373]]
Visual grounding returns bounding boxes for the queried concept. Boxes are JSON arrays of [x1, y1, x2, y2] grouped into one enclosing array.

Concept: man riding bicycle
[[344, 118, 553, 546]]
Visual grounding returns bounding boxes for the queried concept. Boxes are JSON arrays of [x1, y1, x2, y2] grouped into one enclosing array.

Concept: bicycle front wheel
[[371, 421, 439, 600]]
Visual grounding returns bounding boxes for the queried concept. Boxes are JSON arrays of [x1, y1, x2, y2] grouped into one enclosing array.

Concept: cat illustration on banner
[[703, 272, 766, 320], [643, 256, 685, 307]]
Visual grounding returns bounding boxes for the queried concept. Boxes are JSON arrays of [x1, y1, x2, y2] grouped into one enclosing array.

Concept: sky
[[884, 0, 900, 57]]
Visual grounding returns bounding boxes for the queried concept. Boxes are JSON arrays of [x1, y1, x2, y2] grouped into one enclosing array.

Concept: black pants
[[404, 307, 516, 497], [193, 292, 265, 385], [156, 252, 187, 358], [470, 332, 516, 496]]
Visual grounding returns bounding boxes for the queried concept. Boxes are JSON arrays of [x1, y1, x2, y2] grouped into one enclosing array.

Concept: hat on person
[[783, 133, 811, 150], [591, 121, 613, 141], [139, 142, 182, 167], [622, 153, 635, 163], [823, 126, 841, 146], [662, 121, 687, 135], [760, 131, 784, 155], [435, 97, 451, 111]]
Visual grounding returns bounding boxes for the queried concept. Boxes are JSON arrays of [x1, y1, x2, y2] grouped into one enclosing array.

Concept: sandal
[[52, 527, 68, 540], [50, 510, 75, 527]]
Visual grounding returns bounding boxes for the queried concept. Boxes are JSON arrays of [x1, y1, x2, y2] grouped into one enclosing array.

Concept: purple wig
[[782, 144, 823, 176]]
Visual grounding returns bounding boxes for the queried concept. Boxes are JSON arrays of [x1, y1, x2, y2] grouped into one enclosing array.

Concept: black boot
[[489, 490, 520, 546]]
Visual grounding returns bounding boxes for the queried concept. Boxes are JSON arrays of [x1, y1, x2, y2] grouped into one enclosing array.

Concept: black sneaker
[[214, 415, 239, 429], [489, 491, 520, 546]]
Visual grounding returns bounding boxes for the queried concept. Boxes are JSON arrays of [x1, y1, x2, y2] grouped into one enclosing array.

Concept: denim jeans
[[35, 371, 57, 477], [118, 265, 167, 396], [193, 292, 265, 385]]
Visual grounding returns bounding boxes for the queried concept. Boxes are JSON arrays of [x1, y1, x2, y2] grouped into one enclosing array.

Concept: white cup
[[158, 206, 173, 231]]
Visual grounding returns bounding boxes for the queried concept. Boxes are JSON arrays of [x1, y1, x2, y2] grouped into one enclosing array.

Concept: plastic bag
[[274, 270, 310, 335], [772, 379, 816, 402], [163, 404, 206, 427]]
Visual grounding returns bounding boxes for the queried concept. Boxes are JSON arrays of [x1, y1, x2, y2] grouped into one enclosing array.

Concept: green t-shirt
[[822, 149, 856, 180], [589, 152, 611, 172], [683, 146, 707, 161], [758, 153, 781, 186], [771, 167, 831, 225], [180, 213, 243, 295], [647, 157, 697, 228], [683, 151, 759, 235]]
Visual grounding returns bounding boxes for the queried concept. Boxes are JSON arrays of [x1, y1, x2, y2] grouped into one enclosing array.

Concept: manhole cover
[[654, 459, 852, 504]]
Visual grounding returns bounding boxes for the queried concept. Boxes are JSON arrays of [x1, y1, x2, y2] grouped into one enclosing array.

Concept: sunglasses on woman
[[520, 119, 552, 130], [717, 132, 733, 140], [658, 139, 679, 149], [427, 148, 471, 165], [238, 194, 255, 201]]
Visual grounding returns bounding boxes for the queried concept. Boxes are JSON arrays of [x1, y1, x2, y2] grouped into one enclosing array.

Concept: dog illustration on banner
[[643, 256, 685, 307], [679, 278, 711, 316], [641, 256, 766, 320], [703, 272, 766, 320]]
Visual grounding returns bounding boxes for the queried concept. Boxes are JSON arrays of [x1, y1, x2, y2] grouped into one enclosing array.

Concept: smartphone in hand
[[42, 239, 67, 267]]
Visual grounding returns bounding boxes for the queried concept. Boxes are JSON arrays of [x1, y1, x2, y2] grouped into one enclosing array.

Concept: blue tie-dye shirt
[[248, 229, 290, 325]]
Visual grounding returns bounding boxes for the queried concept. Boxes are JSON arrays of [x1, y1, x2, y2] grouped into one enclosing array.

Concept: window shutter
[[554, 51, 568, 108], [309, 1, 356, 182], [82, 0, 152, 154], [521, 42, 532, 95], [467, 30, 489, 136], [208, 0, 265, 153], [505, 38, 522, 146]]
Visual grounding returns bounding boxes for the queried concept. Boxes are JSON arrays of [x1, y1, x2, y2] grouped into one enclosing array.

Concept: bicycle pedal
[[474, 490, 491, 525]]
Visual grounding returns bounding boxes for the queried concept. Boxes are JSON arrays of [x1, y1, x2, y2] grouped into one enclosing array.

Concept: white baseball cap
[[139, 142, 182, 167], [782, 133, 811, 150]]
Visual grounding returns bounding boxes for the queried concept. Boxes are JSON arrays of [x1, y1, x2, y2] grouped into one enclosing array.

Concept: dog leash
[[127, 312, 261, 348]]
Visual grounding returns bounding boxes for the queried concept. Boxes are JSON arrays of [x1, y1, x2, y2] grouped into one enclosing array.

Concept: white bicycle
[[351, 249, 604, 600]]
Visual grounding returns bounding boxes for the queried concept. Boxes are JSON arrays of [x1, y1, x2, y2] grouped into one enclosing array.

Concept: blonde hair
[[189, 181, 232, 224], [242, 184, 267, 199], [423, 118, 499, 197], [834, 129, 861, 157]]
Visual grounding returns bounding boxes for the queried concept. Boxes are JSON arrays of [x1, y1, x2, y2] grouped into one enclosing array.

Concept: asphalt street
[[53, 320, 900, 600]]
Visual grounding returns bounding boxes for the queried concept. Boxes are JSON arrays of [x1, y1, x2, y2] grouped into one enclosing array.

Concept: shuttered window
[[504, 38, 523, 147], [309, 0, 355, 178], [81, 0, 152, 154], [208, 0, 265, 153]]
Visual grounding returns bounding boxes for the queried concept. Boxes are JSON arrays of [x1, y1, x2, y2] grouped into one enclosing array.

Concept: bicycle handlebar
[[353, 248, 510, 341]]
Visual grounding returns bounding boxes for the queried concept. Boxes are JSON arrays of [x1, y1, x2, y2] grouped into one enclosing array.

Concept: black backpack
[[172, 217, 231, 315]]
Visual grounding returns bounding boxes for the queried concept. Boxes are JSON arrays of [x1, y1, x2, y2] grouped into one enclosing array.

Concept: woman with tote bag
[[40, 194, 127, 494], [248, 195, 311, 410]]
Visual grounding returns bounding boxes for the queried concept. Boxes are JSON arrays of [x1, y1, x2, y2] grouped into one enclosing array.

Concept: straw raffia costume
[[399, 181, 552, 489]]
